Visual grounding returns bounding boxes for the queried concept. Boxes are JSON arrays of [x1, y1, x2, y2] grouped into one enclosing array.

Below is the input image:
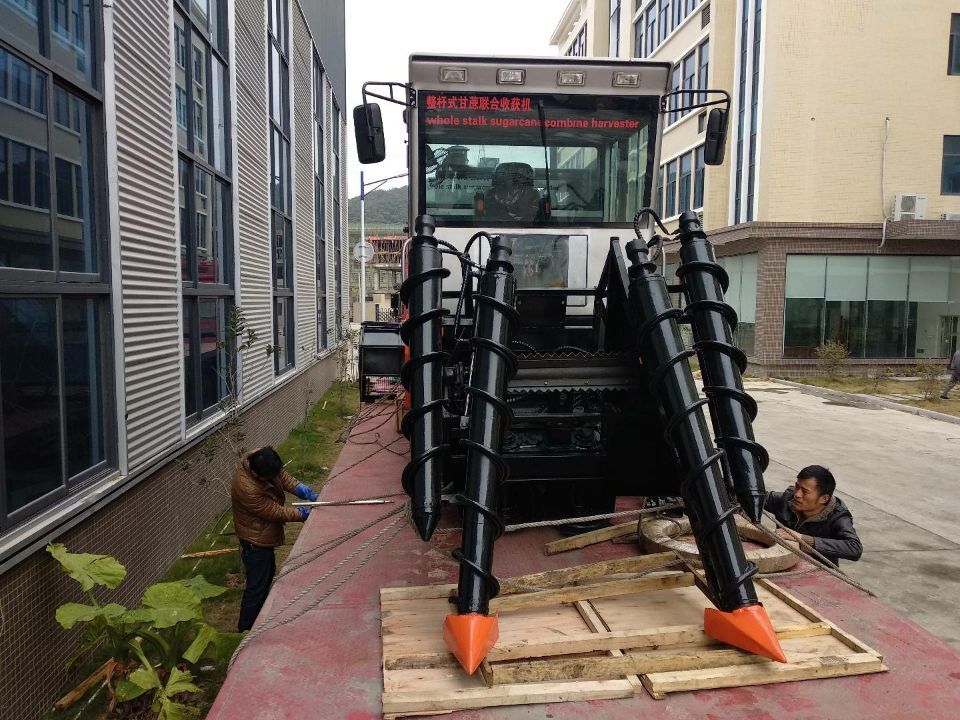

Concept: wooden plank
[[544, 521, 639, 555], [757, 578, 883, 659], [383, 622, 833, 668], [489, 573, 694, 614], [380, 552, 679, 602], [486, 647, 773, 685], [574, 600, 644, 695], [642, 653, 886, 697], [501, 552, 679, 592], [382, 678, 636, 715]]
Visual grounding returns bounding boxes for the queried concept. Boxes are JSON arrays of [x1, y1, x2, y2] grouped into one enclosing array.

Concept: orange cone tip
[[704, 604, 788, 663], [443, 613, 499, 675]]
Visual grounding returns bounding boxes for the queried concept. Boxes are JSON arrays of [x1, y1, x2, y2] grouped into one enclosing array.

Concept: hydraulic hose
[[626, 238, 758, 613], [398, 215, 450, 541], [454, 235, 519, 615], [674, 211, 769, 522]]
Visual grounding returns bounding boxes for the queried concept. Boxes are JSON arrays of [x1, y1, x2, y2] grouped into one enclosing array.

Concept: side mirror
[[703, 108, 728, 166], [353, 103, 385, 164]]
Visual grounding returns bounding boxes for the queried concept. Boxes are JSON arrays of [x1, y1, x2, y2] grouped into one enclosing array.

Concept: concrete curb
[[770, 379, 960, 426]]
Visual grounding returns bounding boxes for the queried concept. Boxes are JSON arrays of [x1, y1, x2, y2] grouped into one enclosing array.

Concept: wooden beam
[[574, 600, 645, 695], [382, 679, 636, 715], [485, 647, 773, 685], [383, 621, 832, 670], [544, 521, 639, 555], [641, 653, 886, 697], [489, 572, 694, 614]]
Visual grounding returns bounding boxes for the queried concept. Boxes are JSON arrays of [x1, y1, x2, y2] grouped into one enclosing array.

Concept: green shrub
[[866, 365, 894, 393], [915, 360, 943, 400], [815, 341, 850, 379]]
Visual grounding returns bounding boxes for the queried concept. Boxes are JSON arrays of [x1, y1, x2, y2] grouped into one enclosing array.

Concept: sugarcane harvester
[[354, 55, 783, 675]]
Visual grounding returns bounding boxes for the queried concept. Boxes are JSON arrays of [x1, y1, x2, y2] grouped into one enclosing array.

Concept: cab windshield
[[418, 90, 658, 227]]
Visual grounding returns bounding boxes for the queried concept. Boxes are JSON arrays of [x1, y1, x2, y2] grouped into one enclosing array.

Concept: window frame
[[314, 53, 328, 352], [268, 0, 294, 374], [332, 98, 343, 339], [949, 13, 960, 76], [174, 0, 234, 422], [0, 0, 114, 532], [942, 135, 960, 195]]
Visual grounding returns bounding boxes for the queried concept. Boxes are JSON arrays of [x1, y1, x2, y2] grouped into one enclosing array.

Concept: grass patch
[[780, 375, 960, 418], [44, 381, 360, 720]]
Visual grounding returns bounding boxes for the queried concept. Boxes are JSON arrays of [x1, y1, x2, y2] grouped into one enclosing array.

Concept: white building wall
[[112, 0, 182, 469]]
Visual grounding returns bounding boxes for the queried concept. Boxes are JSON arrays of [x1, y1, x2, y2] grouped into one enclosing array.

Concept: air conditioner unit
[[941, 212, 960, 221], [893, 193, 927, 220]]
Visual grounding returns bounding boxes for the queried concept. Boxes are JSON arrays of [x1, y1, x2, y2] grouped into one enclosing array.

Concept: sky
[[344, 0, 568, 198]]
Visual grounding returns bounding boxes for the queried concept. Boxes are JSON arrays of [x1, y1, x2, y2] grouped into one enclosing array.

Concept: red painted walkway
[[209, 406, 960, 719]]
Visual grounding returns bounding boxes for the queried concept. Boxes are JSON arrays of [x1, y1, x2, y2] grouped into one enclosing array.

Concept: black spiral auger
[[673, 211, 770, 523], [625, 238, 758, 614], [398, 215, 451, 541], [454, 235, 519, 617]]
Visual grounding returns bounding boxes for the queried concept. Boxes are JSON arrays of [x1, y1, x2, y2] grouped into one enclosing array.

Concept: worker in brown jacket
[[231, 446, 318, 631]]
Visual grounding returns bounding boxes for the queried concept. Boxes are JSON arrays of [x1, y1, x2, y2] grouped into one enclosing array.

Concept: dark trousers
[[238, 540, 276, 632]]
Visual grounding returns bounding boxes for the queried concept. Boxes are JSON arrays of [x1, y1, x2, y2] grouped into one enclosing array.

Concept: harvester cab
[[353, 55, 781, 675]]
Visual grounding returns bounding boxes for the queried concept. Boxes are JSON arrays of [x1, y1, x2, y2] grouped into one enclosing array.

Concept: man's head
[[792, 465, 836, 517], [248, 446, 284, 482]]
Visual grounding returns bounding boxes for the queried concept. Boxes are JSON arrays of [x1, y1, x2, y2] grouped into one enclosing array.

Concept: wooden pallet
[[380, 555, 886, 717]]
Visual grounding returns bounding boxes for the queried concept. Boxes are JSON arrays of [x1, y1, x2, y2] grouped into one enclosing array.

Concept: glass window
[[698, 39, 709, 102], [419, 91, 658, 227], [183, 297, 197, 417], [1, 0, 43, 51], [211, 57, 227, 173], [55, 89, 97, 273], [949, 14, 960, 76], [784, 299, 823, 358], [694, 145, 705, 208], [314, 57, 327, 351], [609, 0, 621, 57], [942, 136, 960, 195], [199, 296, 226, 410], [678, 151, 692, 213], [656, 165, 664, 216], [192, 43, 207, 158], [1, 298, 63, 512], [645, 6, 657, 55], [47, 0, 97, 88], [274, 297, 293, 372], [658, 0, 670, 42], [62, 298, 105, 476], [674, 0, 684, 28], [681, 51, 696, 117], [785, 255, 826, 298], [669, 64, 681, 124], [867, 256, 909, 301], [665, 159, 677, 217]]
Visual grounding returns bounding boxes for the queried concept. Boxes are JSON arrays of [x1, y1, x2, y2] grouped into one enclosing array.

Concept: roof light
[[439, 67, 467, 83], [497, 68, 525, 85], [558, 70, 585, 86], [613, 71, 641, 88]]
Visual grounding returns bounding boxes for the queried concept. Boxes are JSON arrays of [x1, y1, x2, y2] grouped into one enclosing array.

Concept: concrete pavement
[[747, 380, 960, 648]]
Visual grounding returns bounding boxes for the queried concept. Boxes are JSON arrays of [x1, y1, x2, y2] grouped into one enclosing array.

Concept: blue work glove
[[297, 506, 311, 521], [294, 482, 318, 502]]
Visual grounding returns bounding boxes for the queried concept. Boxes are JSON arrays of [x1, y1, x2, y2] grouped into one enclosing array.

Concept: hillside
[[347, 185, 408, 226]]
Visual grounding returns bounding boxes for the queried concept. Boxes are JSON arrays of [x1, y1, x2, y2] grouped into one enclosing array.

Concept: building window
[[609, 0, 621, 57], [656, 164, 664, 216], [697, 38, 709, 102], [0, 3, 110, 530], [633, 16, 644, 58], [678, 151, 692, 213], [645, 5, 657, 56], [716, 254, 757, 355], [668, 64, 681, 124], [665, 158, 677, 217], [734, 0, 750, 222], [332, 100, 343, 338], [566, 24, 587, 57], [694, 145, 705, 208], [783, 255, 960, 359], [658, 0, 670, 43], [942, 136, 960, 195], [949, 14, 960, 75], [673, 0, 685, 29], [680, 50, 696, 118], [314, 55, 328, 351], [745, 0, 762, 221], [174, 0, 233, 421], [268, 0, 294, 373]]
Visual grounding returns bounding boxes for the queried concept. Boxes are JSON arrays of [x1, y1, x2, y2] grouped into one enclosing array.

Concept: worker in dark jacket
[[941, 349, 960, 399], [231, 446, 318, 631], [764, 465, 862, 566]]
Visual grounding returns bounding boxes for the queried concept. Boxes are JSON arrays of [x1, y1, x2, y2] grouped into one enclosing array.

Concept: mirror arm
[[659, 89, 731, 117], [362, 81, 416, 109]]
